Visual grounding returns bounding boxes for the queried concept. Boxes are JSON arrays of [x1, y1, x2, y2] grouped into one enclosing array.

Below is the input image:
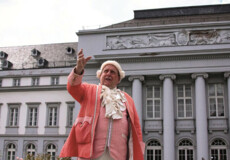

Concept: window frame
[[31, 77, 40, 86], [51, 76, 59, 85], [146, 85, 162, 119], [0, 79, 2, 87], [178, 139, 194, 160], [146, 140, 162, 160], [7, 103, 21, 127], [66, 102, 75, 127], [26, 103, 40, 127], [210, 139, 227, 160], [26, 143, 36, 157], [46, 144, 56, 160], [6, 143, 16, 160], [176, 84, 193, 119], [117, 85, 132, 97], [208, 83, 225, 118], [0, 103, 2, 119], [13, 78, 20, 87], [46, 102, 60, 127]]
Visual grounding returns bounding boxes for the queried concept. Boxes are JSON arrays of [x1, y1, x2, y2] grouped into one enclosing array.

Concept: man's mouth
[[105, 77, 112, 81]]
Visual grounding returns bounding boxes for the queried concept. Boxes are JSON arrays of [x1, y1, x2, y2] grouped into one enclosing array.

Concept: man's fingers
[[85, 56, 92, 63], [78, 49, 83, 55], [77, 49, 83, 58], [76, 49, 91, 68]]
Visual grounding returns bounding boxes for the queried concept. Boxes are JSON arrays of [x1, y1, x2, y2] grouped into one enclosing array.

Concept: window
[[177, 84, 193, 118], [31, 77, 39, 86], [67, 102, 74, 126], [146, 86, 161, 119], [26, 143, 36, 157], [8, 106, 19, 126], [51, 77, 59, 85], [28, 107, 38, 126], [0, 103, 2, 119], [208, 83, 225, 117], [46, 144, 56, 160], [146, 140, 162, 160], [118, 86, 132, 97], [47, 103, 60, 127], [46, 103, 60, 127], [13, 78, 20, 86], [48, 107, 57, 126], [178, 139, 194, 160], [7, 143, 16, 160], [211, 139, 227, 160]]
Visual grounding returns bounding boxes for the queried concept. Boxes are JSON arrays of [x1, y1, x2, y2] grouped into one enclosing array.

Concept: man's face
[[100, 64, 120, 89]]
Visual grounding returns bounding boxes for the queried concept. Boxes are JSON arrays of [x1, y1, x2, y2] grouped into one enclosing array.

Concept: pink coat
[[60, 71, 145, 160]]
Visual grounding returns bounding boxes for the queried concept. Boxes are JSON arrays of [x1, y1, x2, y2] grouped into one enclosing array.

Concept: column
[[159, 74, 176, 160], [128, 75, 144, 128], [224, 72, 230, 132], [191, 73, 209, 160]]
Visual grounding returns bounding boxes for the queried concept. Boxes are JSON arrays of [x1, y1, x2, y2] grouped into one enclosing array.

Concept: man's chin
[[103, 83, 113, 89]]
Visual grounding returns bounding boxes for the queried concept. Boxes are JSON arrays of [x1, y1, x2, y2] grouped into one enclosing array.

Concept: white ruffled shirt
[[100, 85, 127, 119]]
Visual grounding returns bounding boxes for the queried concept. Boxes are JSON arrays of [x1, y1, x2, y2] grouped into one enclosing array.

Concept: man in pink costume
[[60, 49, 145, 160]]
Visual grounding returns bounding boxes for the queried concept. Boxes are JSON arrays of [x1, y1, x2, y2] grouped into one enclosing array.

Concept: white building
[[1, 4, 230, 160], [0, 43, 79, 160]]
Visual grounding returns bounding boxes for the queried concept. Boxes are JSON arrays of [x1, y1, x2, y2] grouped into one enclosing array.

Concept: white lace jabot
[[100, 85, 127, 119]]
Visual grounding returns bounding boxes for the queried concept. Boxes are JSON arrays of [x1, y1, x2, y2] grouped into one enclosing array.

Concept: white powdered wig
[[96, 60, 125, 81]]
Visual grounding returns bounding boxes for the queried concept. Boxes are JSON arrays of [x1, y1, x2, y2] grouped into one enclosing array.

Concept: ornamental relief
[[106, 29, 230, 49]]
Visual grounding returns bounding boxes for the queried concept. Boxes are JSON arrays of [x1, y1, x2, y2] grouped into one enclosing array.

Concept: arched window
[[146, 140, 162, 160], [211, 139, 227, 160], [46, 144, 56, 160], [7, 143, 16, 160], [26, 143, 36, 157], [178, 139, 194, 160]]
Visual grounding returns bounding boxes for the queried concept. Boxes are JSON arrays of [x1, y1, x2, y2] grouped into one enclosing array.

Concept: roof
[[102, 4, 230, 29], [0, 42, 77, 70]]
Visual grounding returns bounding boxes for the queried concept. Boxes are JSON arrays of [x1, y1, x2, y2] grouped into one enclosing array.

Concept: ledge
[[0, 85, 66, 92], [77, 21, 230, 35]]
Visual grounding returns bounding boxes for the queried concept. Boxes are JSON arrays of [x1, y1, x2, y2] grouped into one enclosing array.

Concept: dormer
[[37, 58, 48, 67], [2, 60, 13, 69], [66, 47, 75, 55], [31, 48, 41, 57], [0, 51, 8, 59]]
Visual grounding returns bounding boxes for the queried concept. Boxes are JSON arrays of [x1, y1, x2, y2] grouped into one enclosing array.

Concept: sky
[[0, 0, 230, 47]]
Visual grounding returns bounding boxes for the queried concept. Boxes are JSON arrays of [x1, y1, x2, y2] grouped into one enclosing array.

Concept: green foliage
[[19, 154, 71, 160]]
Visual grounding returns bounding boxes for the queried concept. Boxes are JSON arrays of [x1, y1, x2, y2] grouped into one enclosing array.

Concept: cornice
[[66, 101, 75, 104], [77, 21, 230, 35], [0, 85, 66, 92], [94, 47, 230, 64], [26, 102, 41, 105], [0, 67, 72, 78], [0, 134, 69, 137], [45, 102, 61, 105], [7, 102, 22, 105]]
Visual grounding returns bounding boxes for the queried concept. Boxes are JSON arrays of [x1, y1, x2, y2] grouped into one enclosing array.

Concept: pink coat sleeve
[[67, 69, 86, 103]]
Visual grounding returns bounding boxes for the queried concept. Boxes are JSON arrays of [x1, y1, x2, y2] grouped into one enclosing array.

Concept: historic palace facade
[[1, 4, 230, 160]]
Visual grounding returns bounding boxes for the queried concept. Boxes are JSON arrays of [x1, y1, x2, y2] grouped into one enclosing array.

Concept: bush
[[16, 154, 71, 160]]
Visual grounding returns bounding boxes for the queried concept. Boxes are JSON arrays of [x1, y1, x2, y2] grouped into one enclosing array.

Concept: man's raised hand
[[75, 49, 92, 74]]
